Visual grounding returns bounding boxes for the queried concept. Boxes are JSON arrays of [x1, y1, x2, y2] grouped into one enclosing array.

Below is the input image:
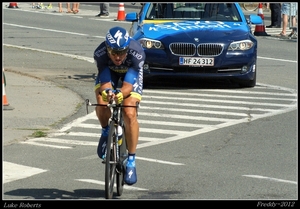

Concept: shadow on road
[[4, 188, 112, 199]]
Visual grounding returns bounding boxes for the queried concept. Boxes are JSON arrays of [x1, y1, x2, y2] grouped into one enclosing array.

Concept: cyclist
[[93, 26, 145, 185]]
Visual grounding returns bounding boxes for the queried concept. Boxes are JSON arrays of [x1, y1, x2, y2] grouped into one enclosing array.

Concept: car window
[[145, 3, 241, 21]]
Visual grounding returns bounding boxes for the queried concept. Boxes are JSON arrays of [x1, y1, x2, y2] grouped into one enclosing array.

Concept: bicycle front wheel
[[242, 2, 258, 11], [116, 125, 127, 196], [105, 121, 117, 199], [116, 163, 125, 196]]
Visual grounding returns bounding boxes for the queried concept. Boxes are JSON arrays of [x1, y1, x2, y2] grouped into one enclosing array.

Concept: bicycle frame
[[85, 99, 139, 199]]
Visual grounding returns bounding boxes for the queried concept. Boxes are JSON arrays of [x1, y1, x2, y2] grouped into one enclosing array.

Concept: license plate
[[179, 57, 214, 66]]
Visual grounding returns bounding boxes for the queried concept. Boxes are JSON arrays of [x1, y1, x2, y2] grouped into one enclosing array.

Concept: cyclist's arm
[[120, 67, 139, 98], [98, 66, 112, 93], [94, 45, 112, 93], [98, 66, 111, 83]]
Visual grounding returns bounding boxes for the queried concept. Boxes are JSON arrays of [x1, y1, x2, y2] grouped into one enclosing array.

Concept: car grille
[[197, 44, 223, 56], [170, 43, 223, 56], [169, 43, 196, 56]]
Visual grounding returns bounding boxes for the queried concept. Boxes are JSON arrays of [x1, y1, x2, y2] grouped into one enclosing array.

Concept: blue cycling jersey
[[94, 38, 145, 87]]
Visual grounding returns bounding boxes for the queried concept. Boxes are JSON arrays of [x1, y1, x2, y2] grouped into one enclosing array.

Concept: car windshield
[[145, 3, 242, 21]]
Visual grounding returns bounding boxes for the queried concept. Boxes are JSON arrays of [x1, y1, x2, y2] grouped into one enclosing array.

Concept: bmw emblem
[[194, 38, 199, 42]]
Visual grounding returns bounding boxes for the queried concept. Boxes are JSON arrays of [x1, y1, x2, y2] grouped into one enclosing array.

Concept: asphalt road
[[2, 2, 298, 204]]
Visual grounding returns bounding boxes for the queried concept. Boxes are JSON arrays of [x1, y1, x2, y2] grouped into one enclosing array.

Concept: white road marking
[[137, 102, 297, 149], [144, 89, 297, 100], [3, 161, 48, 184], [138, 112, 239, 122], [79, 154, 185, 168], [243, 175, 297, 185], [142, 95, 295, 107], [191, 85, 297, 94], [53, 111, 97, 134], [135, 156, 184, 165], [19, 141, 72, 149], [80, 155, 185, 165], [141, 106, 261, 117], [76, 119, 204, 128], [20, 84, 297, 150], [20, 136, 162, 148], [75, 179, 149, 191], [142, 102, 285, 112], [26, 137, 97, 146], [3, 43, 94, 64]]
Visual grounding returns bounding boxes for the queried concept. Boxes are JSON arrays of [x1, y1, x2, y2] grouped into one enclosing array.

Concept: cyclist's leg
[[121, 70, 143, 156], [123, 96, 140, 155], [123, 95, 140, 185], [122, 78, 142, 185], [95, 69, 119, 159]]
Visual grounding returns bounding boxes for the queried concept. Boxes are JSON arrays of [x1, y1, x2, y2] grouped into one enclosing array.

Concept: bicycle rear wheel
[[242, 2, 258, 11], [116, 125, 127, 196], [105, 121, 117, 199]]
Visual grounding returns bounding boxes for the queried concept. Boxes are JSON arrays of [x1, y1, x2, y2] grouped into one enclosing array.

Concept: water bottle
[[117, 125, 123, 146]]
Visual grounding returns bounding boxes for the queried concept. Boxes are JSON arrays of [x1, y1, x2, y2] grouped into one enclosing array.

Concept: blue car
[[125, 3, 262, 87]]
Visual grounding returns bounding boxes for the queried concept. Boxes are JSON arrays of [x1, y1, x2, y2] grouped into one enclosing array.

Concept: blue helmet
[[105, 26, 130, 53]]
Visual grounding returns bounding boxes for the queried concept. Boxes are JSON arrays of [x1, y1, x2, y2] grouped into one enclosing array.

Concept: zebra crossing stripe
[[3, 161, 47, 184], [20, 136, 162, 148], [75, 179, 149, 191]]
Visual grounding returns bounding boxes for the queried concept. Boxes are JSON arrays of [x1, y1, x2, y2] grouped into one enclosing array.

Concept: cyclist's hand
[[101, 88, 113, 102], [113, 90, 123, 104]]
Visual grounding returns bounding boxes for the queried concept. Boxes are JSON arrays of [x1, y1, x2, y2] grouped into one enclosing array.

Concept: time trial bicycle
[[85, 98, 139, 199]]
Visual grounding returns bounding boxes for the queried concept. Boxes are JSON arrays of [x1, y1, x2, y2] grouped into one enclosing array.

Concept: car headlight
[[139, 38, 164, 49], [228, 40, 254, 51]]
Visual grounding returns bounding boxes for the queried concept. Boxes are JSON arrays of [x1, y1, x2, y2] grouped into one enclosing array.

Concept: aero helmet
[[105, 26, 130, 54]]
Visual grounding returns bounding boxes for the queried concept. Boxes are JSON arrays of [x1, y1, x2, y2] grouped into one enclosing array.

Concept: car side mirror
[[249, 14, 263, 25], [125, 12, 138, 22]]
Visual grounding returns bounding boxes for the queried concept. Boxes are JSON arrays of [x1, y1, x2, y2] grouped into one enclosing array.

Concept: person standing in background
[[95, 3, 110, 17], [58, 2, 79, 14], [266, 3, 282, 28], [58, 2, 63, 13], [32, 2, 52, 9], [72, 2, 80, 14], [278, 3, 297, 37], [46, 2, 52, 9], [265, 3, 270, 12], [66, 2, 72, 13], [32, 2, 43, 9]]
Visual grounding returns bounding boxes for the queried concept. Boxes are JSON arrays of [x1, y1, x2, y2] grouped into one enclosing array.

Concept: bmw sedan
[[125, 3, 262, 87]]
